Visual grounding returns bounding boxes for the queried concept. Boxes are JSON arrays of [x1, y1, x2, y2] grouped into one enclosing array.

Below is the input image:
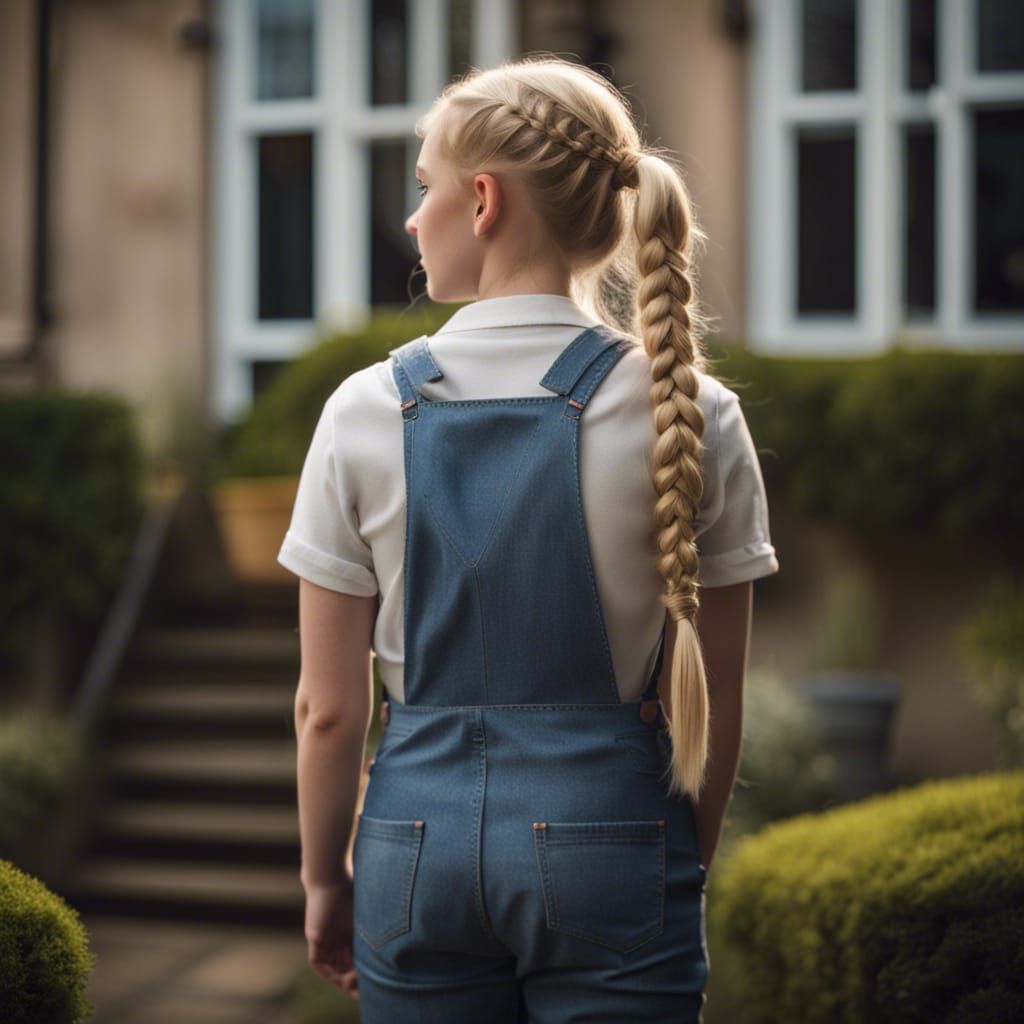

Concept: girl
[[280, 54, 779, 1022]]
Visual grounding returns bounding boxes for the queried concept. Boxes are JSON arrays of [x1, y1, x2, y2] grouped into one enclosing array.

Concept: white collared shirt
[[278, 293, 779, 703]]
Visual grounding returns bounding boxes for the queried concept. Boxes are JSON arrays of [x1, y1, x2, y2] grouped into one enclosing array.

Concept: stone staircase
[[57, 590, 308, 927]]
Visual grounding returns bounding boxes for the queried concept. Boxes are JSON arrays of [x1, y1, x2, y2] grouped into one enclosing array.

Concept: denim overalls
[[352, 325, 709, 1023]]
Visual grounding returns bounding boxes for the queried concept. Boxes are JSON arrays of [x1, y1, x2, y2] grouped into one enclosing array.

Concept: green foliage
[[808, 566, 883, 671], [0, 709, 89, 864], [0, 393, 143, 661], [288, 964, 360, 1024], [710, 770, 1024, 1023], [956, 574, 1024, 768], [726, 665, 839, 839], [218, 305, 456, 479], [0, 858, 95, 1024], [707, 344, 1024, 538]]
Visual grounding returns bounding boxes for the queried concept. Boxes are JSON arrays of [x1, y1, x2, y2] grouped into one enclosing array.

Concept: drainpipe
[[2, 0, 53, 386]]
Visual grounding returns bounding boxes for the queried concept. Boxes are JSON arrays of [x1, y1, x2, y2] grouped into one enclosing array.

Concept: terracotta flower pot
[[210, 475, 299, 585]]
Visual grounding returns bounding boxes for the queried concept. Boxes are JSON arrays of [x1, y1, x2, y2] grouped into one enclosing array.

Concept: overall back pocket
[[532, 819, 666, 954], [353, 815, 424, 950]]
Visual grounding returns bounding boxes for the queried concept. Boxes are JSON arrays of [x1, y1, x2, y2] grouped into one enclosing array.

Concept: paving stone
[[182, 938, 307, 999]]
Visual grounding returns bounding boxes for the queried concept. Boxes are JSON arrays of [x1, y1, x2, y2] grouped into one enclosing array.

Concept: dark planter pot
[[798, 670, 901, 803]]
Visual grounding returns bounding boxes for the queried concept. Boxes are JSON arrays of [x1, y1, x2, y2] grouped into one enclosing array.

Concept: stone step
[[91, 801, 300, 865], [128, 627, 300, 670], [104, 681, 296, 741], [101, 800, 300, 844], [58, 858, 304, 927], [108, 739, 296, 784]]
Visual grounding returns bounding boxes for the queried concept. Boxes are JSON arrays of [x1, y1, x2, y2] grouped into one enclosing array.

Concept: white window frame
[[210, 0, 516, 421], [747, 0, 1024, 356]]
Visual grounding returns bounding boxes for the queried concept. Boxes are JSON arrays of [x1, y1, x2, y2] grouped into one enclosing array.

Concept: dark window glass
[[370, 0, 409, 105], [801, 0, 857, 92], [906, 0, 937, 91], [978, 0, 1024, 72], [974, 108, 1024, 313], [796, 128, 857, 314], [370, 141, 418, 305], [252, 359, 289, 399], [256, 0, 315, 100], [904, 125, 936, 316], [257, 133, 314, 320], [449, 0, 473, 82]]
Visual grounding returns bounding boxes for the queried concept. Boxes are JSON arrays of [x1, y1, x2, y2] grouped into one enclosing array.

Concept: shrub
[[710, 770, 1024, 1023], [956, 574, 1024, 768], [707, 344, 1024, 539], [0, 858, 94, 1024], [0, 710, 89, 865], [218, 305, 455, 479], [726, 665, 840, 839], [0, 392, 143, 665]]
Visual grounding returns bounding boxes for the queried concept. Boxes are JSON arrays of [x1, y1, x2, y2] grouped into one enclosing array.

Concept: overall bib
[[352, 325, 709, 1023]]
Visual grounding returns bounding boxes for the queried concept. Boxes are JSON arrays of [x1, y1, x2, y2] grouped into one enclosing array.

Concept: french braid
[[417, 56, 714, 799]]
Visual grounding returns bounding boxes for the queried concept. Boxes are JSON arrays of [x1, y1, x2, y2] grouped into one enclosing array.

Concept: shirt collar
[[434, 293, 600, 335]]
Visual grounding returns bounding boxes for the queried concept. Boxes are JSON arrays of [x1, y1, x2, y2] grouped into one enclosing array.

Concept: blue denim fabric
[[353, 326, 709, 1022]]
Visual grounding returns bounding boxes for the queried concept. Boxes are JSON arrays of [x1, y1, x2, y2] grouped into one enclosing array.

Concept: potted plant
[[209, 307, 456, 585], [798, 565, 901, 802]]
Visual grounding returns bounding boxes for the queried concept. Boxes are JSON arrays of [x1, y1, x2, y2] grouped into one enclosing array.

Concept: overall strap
[[639, 619, 668, 724], [538, 325, 631, 421], [389, 336, 444, 421]]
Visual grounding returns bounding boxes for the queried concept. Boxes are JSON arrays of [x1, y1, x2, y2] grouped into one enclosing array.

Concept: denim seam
[[401, 416, 416, 698]]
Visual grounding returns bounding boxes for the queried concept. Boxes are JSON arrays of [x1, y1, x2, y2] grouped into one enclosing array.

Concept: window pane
[[974, 109, 1024, 313], [906, 0, 937, 91], [903, 125, 936, 316], [449, 0, 473, 82], [255, 0, 316, 101], [370, 0, 409, 105], [257, 133, 315, 320], [796, 128, 857, 314], [978, 0, 1024, 72], [801, 0, 857, 92], [370, 141, 418, 305]]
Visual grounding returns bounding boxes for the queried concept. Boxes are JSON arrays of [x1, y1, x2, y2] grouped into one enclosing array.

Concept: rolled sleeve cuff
[[698, 540, 780, 588], [277, 531, 379, 596]]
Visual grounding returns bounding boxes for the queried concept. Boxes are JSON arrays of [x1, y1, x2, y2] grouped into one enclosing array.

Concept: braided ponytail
[[418, 55, 715, 800]]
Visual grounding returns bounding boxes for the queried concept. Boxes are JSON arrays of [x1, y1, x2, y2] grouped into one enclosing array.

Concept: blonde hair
[[417, 54, 715, 801]]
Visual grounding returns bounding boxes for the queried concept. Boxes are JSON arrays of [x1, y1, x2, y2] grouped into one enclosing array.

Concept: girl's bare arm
[[294, 577, 378, 890], [659, 580, 753, 870]]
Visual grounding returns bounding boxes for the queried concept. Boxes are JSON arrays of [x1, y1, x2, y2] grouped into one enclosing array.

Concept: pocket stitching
[[353, 816, 424, 950], [533, 821, 666, 954]]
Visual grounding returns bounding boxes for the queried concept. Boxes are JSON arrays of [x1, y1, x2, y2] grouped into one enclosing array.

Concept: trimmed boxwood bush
[[0, 858, 94, 1023], [0, 392, 143, 664], [219, 305, 455, 479], [707, 344, 1024, 538], [710, 770, 1024, 1023]]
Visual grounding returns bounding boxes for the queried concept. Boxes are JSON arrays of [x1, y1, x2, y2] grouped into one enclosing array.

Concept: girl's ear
[[472, 172, 501, 238]]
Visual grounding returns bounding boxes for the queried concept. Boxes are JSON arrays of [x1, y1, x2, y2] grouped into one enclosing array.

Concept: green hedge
[[709, 345, 1024, 538], [0, 392, 143, 662], [0, 859, 94, 1024], [222, 322, 1023, 538], [0, 710, 88, 867], [219, 305, 455, 478], [710, 770, 1024, 1023]]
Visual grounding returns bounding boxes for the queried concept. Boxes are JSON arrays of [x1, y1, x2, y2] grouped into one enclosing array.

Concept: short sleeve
[[277, 388, 379, 596], [695, 383, 780, 588]]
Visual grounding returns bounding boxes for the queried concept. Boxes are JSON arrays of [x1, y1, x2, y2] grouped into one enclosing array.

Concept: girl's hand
[[304, 876, 359, 1000]]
